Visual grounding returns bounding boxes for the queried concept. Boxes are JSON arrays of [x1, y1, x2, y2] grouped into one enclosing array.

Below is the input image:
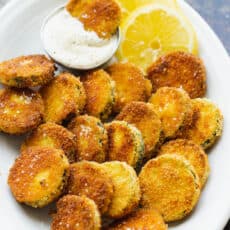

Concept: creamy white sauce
[[42, 8, 118, 69]]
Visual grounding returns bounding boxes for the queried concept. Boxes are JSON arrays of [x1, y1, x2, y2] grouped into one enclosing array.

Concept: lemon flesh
[[117, 4, 198, 72], [116, 0, 178, 19]]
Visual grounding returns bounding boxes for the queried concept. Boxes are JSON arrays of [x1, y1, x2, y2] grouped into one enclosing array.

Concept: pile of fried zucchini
[[0, 50, 223, 229]]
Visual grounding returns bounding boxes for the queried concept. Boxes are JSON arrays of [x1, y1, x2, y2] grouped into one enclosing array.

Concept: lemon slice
[[116, 0, 178, 19], [117, 3, 198, 72]]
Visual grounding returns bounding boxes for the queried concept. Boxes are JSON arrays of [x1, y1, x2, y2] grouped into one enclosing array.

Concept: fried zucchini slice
[[106, 62, 152, 113], [103, 161, 140, 218], [139, 155, 201, 222], [0, 88, 44, 134], [41, 72, 86, 124], [105, 121, 144, 169], [68, 115, 107, 162], [66, 161, 114, 214], [108, 208, 168, 230], [51, 195, 101, 230], [149, 87, 191, 139], [8, 147, 69, 208], [82, 69, 115, 120], [21, 123, 77, 163], [183, 98, 223, 149], [147, 52, 207, 99], [116, 102, 162, 160], [67, 0, 121, 39], [158, 139, 210, 188], [174, 101, 194, 139], [0, 55, 55, 88]]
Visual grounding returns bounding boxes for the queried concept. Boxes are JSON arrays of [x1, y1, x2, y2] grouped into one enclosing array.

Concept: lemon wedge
[[116, 0, 178, 19], [117, 3, 198, 72]]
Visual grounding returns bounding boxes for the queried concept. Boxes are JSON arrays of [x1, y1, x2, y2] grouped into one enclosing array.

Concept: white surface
[[0, 0, 230, 229], [42, 7, 118, 69]]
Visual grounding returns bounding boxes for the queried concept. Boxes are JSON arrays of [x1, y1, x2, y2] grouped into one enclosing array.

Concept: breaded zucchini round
[[183, 98, 223, 149], [0, 55, 55, 88], [103, 161, 140, 218], [105, 121, 144, 169], [51, 195, 101, 230], [149, 87, 191, 139], [108, 208, 168, 230], [116, 102, 162, 160], [67, 0, 121, 39], [21, 123, 77, 163], [106, 63, 152, 113], [139, 155, 201, 222], [175, 102, 194, 139], [0, 88, 44, 134], [41, 72, 86, 124], [68, 115, 107, 162], [66, 161, 114, 214], [158, 139, 210, 188], [147, 52, 207, 99], [8, 147, 69, 208], [81, 69, 115, 120]]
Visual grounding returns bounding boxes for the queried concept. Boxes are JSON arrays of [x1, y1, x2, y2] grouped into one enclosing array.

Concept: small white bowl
[[40, 5, 121, 70]]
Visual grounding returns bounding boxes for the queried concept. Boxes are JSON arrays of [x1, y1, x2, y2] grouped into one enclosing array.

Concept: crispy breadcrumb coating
[[67, 0, 121, 39], [0, 55, 55, 88], [0, 88, 44, 134], [106, 62, 152, 113], [8, 147, 69, 208], [182, 98, 223, 149], [116, 102, 162, 160], [147, 52, 206, 99], [158, 139, 210, 187], [67, 161, 114, 214], [21, 123, 77, 163], [51, 195, 101, 230], [82, 69, 115, 120], [103, 161, 141, 219], [105, 121, 144, 169], [68, 115, 108, 162], [139, 155, 200, 222], [41, 72, 86, 124], [108, 208, 168, 230]]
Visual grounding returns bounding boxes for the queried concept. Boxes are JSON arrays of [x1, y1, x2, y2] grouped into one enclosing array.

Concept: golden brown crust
[[149, 87, 191, 139], [8, 147, 69, 208], [0, 88, 44, 134], [82, 69, 115, 120], [67, 0, 121, 39], [181, 98, 224, 149], [158, 139, 210, 188], [41, 72, 86, 124], [107, 208, 168, 230], [51, 195, 101, 230], [175, 100, 194, 139], [21, 123, 77, 163], [66, 0, 91, 17], [103, 161, 141, 219], [0, 55, 55, 88], [116, 102, 162, 160], [66, 161, 114, 214], [106, 62, 152, 113], [147, 52, 207, 99], [105, 121, 144, 169], [139, 155, 201, 222], [68, 115, 108, 162]]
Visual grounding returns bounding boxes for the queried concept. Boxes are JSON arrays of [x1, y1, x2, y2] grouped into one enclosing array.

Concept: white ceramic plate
[[0, 0, 230, 229]]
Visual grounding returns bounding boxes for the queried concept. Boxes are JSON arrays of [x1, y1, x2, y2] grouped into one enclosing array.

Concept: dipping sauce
[[42, 8, 119, 69]]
